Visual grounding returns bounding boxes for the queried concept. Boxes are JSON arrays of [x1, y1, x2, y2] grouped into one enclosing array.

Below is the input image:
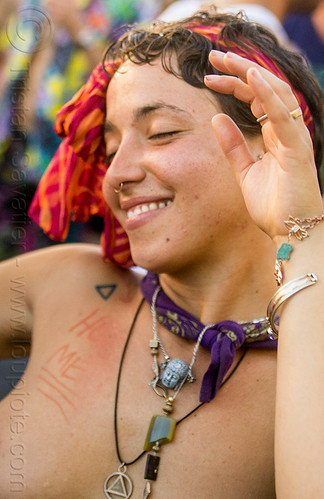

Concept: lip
[[121, 196, 173, 230], [120, 195, 173, 211]]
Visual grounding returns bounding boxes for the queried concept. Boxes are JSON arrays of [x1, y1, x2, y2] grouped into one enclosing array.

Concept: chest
[[0, 294, 277, 498], [1, 352, 277, 499]]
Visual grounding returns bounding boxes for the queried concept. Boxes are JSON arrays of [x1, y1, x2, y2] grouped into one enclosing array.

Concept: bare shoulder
[[11, 242, 140, 295], [0, 244, 142, 355], [22, 243, 143, 310], [0, 243, 104, 282], [10, 242, 116, 278]]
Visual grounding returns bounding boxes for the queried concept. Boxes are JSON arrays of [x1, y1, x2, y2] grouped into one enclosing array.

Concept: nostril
[[114, 183, 124, 193]]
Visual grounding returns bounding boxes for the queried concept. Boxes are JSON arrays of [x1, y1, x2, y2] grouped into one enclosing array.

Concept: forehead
[[106, 58, 220, 120]]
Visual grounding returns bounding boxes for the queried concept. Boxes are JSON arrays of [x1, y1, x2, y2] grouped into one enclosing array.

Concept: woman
[[0, 9, 323, 497]]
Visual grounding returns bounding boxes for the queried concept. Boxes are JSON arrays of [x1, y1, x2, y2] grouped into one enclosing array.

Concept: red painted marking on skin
[[38, 309, 117, 422], [60, 357, 84, 381], [37, 387, 69, 424], [38, 344, 86, 422], [41, 367, 76, 394], [69, 310, 110, 341], [38, 374, 76, 408], [47, 344, 81, 369], [69, 310, 99, 334], [46, 346, 84, 381]]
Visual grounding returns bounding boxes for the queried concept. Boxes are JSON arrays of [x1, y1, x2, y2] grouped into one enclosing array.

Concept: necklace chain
[[151, 286, 214, 385], [113, 296, 247, 468]]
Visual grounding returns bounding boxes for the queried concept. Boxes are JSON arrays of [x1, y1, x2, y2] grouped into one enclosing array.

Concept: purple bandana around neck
[[140, 272, 277, 403]]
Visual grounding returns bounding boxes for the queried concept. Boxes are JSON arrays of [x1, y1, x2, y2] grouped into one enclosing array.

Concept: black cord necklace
[[104, 297, 246, 498]]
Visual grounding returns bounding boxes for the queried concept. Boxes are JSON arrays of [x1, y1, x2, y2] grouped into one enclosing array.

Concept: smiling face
[[103, 58, 262, 274]]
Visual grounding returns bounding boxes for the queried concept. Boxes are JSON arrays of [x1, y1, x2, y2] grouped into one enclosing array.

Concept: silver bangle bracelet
[[267, 273, 318, 339]]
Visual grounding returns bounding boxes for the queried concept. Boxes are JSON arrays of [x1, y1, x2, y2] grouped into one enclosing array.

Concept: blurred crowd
[[0, 0, 323, 261]]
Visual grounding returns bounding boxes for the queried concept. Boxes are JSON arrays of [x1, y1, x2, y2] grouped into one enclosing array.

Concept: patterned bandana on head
[[28, 21, 315, 267]]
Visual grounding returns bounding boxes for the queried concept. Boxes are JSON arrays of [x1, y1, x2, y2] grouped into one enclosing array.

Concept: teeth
[[127, 200, 172, 219]]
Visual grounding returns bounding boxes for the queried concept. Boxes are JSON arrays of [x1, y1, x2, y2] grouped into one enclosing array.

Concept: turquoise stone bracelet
[[276, 242, 293, 261]]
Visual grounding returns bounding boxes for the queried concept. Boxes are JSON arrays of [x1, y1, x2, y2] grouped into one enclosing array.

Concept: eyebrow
[[103, 101, 191, 134]]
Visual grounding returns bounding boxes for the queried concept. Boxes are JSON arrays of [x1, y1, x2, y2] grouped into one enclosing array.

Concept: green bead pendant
[[144, 415, 177, 451], [276, 242, 293, 261]]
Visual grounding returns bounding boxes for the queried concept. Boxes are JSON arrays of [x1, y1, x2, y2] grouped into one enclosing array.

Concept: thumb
[[211, 113, 254, 186]]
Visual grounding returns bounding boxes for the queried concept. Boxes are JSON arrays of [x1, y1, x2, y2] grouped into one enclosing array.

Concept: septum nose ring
[[114, 183, 123, 193]]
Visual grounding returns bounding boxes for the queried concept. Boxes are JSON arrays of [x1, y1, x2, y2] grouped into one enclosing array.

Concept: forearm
[[275, 223, 324, 497], [203, 46, 323, 496]]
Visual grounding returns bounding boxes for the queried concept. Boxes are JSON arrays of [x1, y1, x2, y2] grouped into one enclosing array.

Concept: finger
[[207, 50, 292, 121], [208, 50, 309, 139], [204, 74, 253, 102], [208, 49, 230, 74], [210, 50, 284, 89], [209, 50, 299, 113], [204, 74, 264, 118], [247, 68, 311, 145], [211, 113, 255, 185]]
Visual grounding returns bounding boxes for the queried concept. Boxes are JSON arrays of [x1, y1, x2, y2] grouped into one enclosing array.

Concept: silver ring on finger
[[257, 106, 302, 124], [256, 113, 268, 123]]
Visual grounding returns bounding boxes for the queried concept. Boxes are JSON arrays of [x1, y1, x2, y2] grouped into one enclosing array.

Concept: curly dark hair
[[103, 8, 323, 185]]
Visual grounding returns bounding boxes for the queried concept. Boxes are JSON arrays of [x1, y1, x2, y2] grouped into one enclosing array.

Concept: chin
[[131, 255, 165, 275], [129, 236, 194, 275], [131, 250, 190, 276], [130, 247, 167, 273]]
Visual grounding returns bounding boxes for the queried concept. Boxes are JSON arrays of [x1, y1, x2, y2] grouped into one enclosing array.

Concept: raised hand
[[205, 50, 323, 240]]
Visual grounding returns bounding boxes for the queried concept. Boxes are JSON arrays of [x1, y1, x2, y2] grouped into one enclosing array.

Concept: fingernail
[[204, 75, 220, 81], [249, 67, 262, 79], [210, 49, 223, 57], [225, 51, 239, 58]]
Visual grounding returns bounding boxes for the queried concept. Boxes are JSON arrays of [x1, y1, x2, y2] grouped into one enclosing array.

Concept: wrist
[[273, 213, 324, 286], [283, 223, 324, 276]]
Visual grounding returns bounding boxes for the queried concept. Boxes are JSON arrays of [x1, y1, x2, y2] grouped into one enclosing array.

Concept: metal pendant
[[104, 464, 133, 499], [160, 358, 189, 390], [150, 376, 168, 398], [143, 480, 151, 498]]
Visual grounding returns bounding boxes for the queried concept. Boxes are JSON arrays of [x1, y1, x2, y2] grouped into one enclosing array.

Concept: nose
[[103, 135, 146, 194]]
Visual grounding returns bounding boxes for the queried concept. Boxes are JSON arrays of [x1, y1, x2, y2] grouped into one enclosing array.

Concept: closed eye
[[149, 131, 180, 140], [105, 131, 181, 163], [104, 152, 116, 163]]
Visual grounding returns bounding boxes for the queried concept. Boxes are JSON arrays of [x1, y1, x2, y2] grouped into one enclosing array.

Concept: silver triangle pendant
[[104, 465, 133, 499]]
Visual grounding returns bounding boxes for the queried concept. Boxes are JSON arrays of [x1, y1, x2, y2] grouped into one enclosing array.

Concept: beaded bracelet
[[267, 272, 318, 339], [275, 213, 324, 286]]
